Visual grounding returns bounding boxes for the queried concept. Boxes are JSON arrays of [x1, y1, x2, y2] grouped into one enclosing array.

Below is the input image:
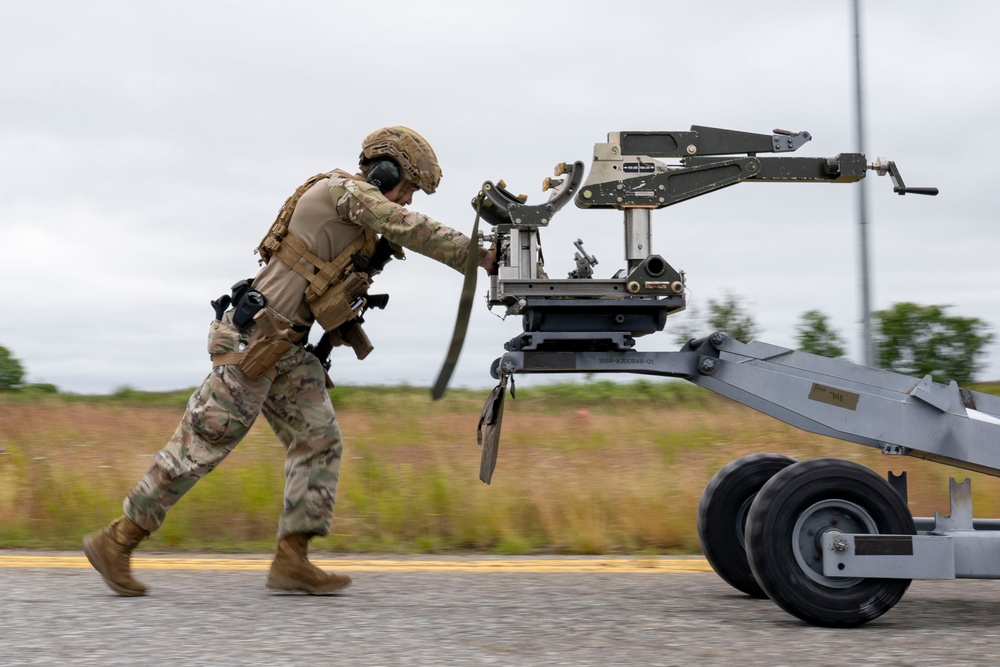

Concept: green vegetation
[[875, 302, 994, 384], [795, 309, 847, 358], [4, 381, 1000, 554], [0, 345, 25, 390], [671, 291, 760, 344]]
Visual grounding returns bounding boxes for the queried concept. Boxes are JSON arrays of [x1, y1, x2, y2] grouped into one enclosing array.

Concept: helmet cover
[[360, 126, 442, 194]]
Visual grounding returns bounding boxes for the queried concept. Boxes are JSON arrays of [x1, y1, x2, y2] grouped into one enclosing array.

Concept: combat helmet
[[360, 126, 442, 194]]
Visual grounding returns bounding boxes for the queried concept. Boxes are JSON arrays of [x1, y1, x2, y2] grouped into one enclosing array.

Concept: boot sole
[[265, 573, 352, 595], [83, 535, 147, 597]]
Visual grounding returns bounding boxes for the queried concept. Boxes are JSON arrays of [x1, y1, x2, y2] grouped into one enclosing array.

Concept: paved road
[[3, 553, 1000, 666]]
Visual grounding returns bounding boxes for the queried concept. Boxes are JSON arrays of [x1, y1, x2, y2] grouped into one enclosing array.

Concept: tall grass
[[3, 381, 1000, 553]]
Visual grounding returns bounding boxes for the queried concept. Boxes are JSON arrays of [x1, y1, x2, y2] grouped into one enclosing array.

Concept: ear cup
[[367, 159, 402, 193]]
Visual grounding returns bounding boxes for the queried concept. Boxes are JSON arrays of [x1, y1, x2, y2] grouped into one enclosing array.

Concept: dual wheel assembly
[[697, 454, 915, 627]]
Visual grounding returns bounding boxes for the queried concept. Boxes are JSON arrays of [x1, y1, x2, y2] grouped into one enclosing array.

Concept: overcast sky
[[3, 1, 999, 395]]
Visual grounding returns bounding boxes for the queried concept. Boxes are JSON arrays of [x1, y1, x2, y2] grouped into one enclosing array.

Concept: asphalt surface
[[4, 554, 1000, 666]]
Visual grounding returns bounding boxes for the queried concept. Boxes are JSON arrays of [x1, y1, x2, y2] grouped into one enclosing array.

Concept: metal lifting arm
[[575, 125, 936, 210], [470, 124, 936, 361], [463, 124, 943, 484]]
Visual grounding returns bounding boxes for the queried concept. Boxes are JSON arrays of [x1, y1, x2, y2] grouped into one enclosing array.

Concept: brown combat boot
[[83, 515, 150, 597], [265, 533, 352, 594]]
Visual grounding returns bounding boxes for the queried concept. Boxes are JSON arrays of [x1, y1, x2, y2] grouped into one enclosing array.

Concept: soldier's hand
[[479, 248, 498, 275]]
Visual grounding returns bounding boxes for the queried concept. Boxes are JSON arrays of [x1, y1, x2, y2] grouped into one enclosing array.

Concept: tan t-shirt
[[252, 170, 481, 327]]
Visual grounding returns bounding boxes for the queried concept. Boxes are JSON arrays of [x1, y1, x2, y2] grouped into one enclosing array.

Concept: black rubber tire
[[697, 453, 797, 598], [745, 458, 915, 627]]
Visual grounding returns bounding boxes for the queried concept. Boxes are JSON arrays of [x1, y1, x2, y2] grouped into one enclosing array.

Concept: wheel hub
[[791, 499, 877, 588]]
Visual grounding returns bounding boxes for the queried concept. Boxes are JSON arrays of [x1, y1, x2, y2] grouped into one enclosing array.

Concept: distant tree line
[[0, 345, 25, 390], [672, 293, 994, 385], [0, 346, 58, 393], [2, 296, 995, 392]]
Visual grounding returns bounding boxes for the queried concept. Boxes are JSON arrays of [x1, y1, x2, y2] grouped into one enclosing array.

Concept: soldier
[[84, 126, 496, 596]]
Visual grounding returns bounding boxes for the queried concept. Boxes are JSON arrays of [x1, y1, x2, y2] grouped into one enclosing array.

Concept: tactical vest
[[255, 172, 380, 334]]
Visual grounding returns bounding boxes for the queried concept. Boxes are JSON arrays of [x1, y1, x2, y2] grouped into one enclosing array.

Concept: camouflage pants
[[123, 312, 343, 539]]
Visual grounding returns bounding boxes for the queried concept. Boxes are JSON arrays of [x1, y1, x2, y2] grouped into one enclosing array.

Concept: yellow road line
[[0, 555, 712, 573]]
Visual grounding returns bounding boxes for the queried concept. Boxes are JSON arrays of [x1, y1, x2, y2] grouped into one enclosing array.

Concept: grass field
[[3, 380, 1000, 555]]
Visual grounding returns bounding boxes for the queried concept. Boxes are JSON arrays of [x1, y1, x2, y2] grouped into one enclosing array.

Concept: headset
[[366, 158, 402, 193]]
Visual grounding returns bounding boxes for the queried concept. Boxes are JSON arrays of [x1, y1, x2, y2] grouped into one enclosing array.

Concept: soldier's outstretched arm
[[332, 178, 488, 273]]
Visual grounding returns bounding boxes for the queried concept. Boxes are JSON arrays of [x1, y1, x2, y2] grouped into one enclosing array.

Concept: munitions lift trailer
[[466, 125, 1000, 627]]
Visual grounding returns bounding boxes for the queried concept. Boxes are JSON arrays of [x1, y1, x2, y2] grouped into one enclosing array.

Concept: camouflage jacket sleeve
[[330, 175, 483, 273]]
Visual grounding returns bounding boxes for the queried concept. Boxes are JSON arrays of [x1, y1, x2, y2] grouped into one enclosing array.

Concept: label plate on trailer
[[808, 382, 860, 410], [822, 533, 955, 580], [855, 535, 913, 556]]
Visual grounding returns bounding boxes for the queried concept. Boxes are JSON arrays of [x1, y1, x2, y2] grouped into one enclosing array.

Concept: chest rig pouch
[[255, 172, 401, 359]]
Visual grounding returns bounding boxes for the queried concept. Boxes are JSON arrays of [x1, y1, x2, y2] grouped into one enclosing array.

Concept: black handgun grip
[[211, 295, 232, 321]]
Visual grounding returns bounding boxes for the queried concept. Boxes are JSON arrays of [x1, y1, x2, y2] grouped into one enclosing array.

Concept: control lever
[[869, 158, 939, 196]]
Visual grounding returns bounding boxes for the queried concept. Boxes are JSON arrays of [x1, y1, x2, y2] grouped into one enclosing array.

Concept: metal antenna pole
[[853, 0, 875, 367]]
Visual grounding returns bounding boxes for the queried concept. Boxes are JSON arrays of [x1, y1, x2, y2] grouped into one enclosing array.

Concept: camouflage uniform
[[122, 169, 483, 539], [124, 311, 341, 537]]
